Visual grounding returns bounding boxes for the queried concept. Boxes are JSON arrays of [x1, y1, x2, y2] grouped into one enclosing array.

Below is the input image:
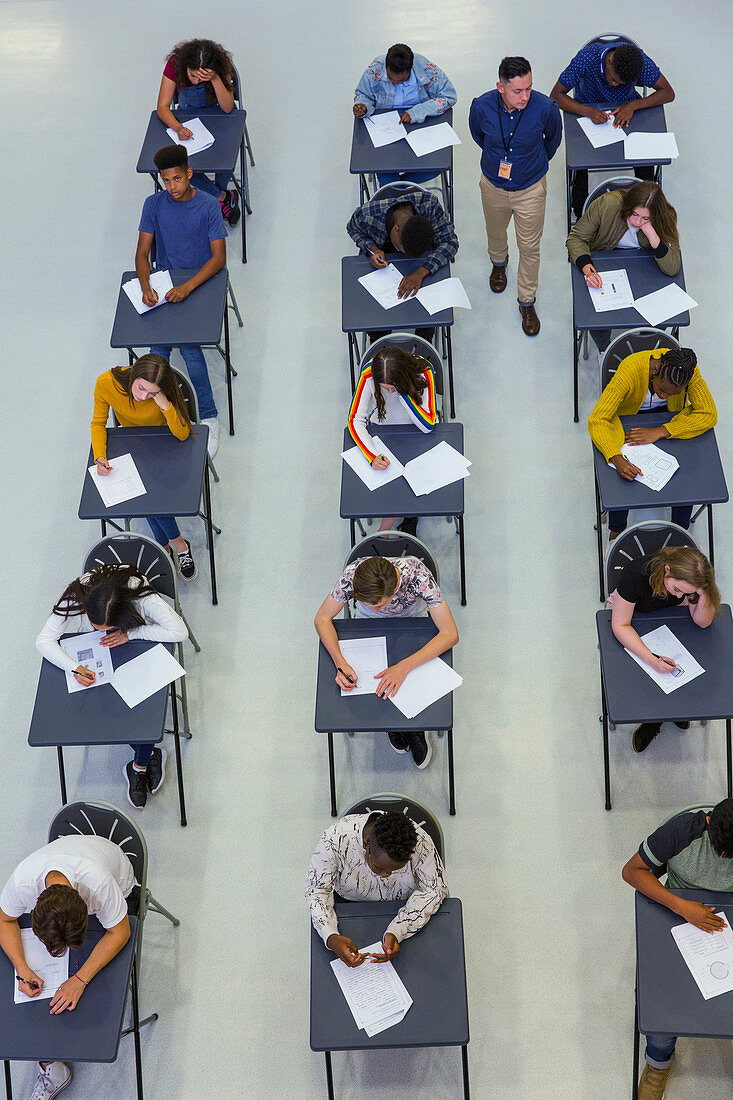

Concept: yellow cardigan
[[588, 350, 717, 461], [91, 369, 190, 461]]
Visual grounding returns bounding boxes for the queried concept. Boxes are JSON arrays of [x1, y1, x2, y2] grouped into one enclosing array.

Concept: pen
[[651, 653, 676, 665], [337, 667, 356, 684], [16, 976, 40, 989], [366, 248, 387, 265]]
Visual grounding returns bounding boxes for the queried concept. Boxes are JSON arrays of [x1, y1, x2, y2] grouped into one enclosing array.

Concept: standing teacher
[[469, 56, 562, 336]]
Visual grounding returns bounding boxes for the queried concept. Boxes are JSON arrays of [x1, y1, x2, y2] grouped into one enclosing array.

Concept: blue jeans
[[130, 743, 155, 767], [150, 344, 217, 419], [645, 1033, 676, 1069], [191, 171, 231, 198], [146, 515, 181, 546]]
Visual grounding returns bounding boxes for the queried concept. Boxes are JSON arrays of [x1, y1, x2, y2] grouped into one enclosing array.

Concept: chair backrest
[[369, 181, 432, 204], [343, 792, 445, 862], [358, 333, 445, 408], [605, 521, 698, 598], [573, 34, 648, 101], [658, 803, 714, 828], [583, 175, 642, 214], [344, 530, 440, 585], [83, 531, 179, 604], [110, 366, 199, 428], [600, 327, 680, 391], [48, 800, 148, 899]]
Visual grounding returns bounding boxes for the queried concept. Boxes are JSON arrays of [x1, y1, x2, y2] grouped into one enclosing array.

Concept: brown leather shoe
[[638, 1062, 673, 1099], [489, 264, 507, 293], [519, 303, 540, 336]]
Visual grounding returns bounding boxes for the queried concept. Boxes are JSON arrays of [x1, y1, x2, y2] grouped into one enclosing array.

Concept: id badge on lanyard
[[497, 96, 525, 183], [498, 160, 512, 180]]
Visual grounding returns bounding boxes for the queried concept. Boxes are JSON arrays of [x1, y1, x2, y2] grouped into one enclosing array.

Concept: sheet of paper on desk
[[358, 264, 408, 310], [403, 441, 471, 496], [624, 624, 705, 694], [577, 113, 624, 148], [88, 453, 147, 508], [60, 630, 114, 693], [614, 442, 679, 491], [331, 941, 412, 1036], [363, 111, 407, 147], [415, 277, 471, 315], [110, 643, 185, 708], [671, 915, 733, 999], [633, 284, 698, 326], [14, 929, 68, 1004], [341, 436, 405, 491], [406, 121, 461, 156], [165, 116, 215, 154], [121, 270, 174, 314], [588, 268, 634, 312], [338, 636, 388, 696], [390, 656, 463, 719], [623, 131, 679, 160]]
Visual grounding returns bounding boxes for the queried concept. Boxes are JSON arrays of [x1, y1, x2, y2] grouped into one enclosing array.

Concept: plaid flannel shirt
[[346, 191, 458, 275]]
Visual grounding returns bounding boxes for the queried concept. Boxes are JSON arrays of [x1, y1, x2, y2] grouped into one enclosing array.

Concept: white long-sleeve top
[[347, 363, 437, 463], [305, 813, 448, 945], [36, 571, 188, 673]]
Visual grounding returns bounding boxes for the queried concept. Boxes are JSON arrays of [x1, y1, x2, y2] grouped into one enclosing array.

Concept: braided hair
[[656, 347, 697, 390]]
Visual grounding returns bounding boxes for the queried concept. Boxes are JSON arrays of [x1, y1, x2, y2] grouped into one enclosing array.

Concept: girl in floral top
[[314, 556, 458, 768]]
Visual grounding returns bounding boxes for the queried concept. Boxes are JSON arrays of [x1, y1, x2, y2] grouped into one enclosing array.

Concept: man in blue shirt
[[550, 40, 675, 218], [135, 144, 227, 457], [469, 57, 562, 336]]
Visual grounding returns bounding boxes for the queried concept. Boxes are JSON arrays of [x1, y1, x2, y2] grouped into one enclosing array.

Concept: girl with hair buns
[[588, 346, 717, 538], [608, 545, 721, 753], [91, 354, 198, 579], [314, 555, 458, 769]]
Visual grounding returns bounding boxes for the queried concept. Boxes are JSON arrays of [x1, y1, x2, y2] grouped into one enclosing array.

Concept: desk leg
[[446, 327, 455, 418], [101, 519, 107, 538], [4, 1060, 12, 1100], [461, 1045, 470, 1100], [708, 504, 715, 567], [595, 476, 605, 602], [348, 334, 358, 391], [170, 684, 187, 827], [458, 516, 466, 606], [150, 172, 159, 193], [130, 953, 145, 1100], [447, 728, 456, 815], [349, 520, 356, 548], [632, 988, 639, 1100], [224, 306, 235, 436], [328, 733, 337, 817], [726, 719, 732, 800], [57, 747, 68, 805], [573, 326, 580, 423], [600, 668, 612, 811], [240, 138, 247, 264], [324, 1051, 335, 1100], [203, 465, 218, 606]]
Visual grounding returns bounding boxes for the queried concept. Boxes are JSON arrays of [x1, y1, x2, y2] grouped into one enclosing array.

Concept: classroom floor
[[2, 1, 733, 1097]]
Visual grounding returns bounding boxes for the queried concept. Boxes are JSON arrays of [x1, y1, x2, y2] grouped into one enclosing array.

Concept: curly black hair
[[610, 44, 644, 85], [708, 799, 733, 858], [658, 347, 697, 390], [401, 215, 434, 258], [372, 812, 418, 862]]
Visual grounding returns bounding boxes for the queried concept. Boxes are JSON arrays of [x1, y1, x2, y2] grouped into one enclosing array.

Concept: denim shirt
[[354, 53, 457, 124]]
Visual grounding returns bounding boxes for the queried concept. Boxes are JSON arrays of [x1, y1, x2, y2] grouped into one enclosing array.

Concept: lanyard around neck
[[497, 95, 526, 155]]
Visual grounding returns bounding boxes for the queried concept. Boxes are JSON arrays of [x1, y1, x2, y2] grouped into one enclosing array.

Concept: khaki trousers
[[479, 174, 548, 303]]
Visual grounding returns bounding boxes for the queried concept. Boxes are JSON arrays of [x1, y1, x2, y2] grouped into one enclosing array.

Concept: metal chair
[[600, 326, 680, 390], [368, 172, 447, 214], [583, 175, 642, 214], [82, 532, 198, 738], [344, 792, 445, 862], [342, 530, 440, 619], [575, 34, 649, 98], [658, 803, 713, 828], [358, 333, 446, 422], [604, 520, 698, 601]]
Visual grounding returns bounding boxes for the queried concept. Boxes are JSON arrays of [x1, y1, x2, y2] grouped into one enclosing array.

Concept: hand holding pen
[[16, 971, 43, 996], [367, 247, 388, 269], [73, 665, 96, 686], [336, 664, 358, 691]]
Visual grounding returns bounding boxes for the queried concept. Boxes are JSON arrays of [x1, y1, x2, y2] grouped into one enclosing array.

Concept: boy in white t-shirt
[[0, 835, 135, 1100]]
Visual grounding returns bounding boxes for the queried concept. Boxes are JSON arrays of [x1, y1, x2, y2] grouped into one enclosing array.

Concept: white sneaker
[[201, 417, 220, 459], [30, 1062, 72, 1100]]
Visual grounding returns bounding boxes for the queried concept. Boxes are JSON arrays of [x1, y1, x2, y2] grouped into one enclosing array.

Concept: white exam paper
[[406, 122, 461, 157], [358, 264, 410, 310], [623, 131, 679, 161], [338, 636, 388, 696], [363, 111, 407, 148], [88, 453, 147, 508], [415, 277, 471, 315], [613, 442, 679, 492], [633, 284, 698, 326], [165, 116, 215, 154], [390, 656, 463, 719], [341, 436, 405, 491], [14, 929, 69, 1004], [60, 631, 114, 693], [624, 624, 705, 694], [671, 915, 733, 1000], [588, 268, 634, 312], [577, 113, 624, 148], [110, 643, 185, 709], [331, 941, 412, 1035], [121, 270, 174, 315], [403, 441, 471, 496]]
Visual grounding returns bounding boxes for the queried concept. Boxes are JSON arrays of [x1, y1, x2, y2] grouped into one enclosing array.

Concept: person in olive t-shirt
[[608, 546, 721, 752]]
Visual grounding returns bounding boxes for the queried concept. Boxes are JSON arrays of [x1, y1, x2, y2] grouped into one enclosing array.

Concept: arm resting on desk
[[156, 75, 185, 134], [0, 909, 43, 992], [305, 826, 343, 945], [50, 916, 131, 1014], [181, 236, 226, 295], [36, 611, 85, 673], [622, 853, 724, 932], [126, 593, 189, 643], [91, 379, 111, 463], [375, 600, 459, 697], [611, 595, 670, 670], [665, 371, 717, 440], [549, 82, 599, 119], [135, 231, 156, 301], [314, 597, 359, 691], [385, 834, 449, 943]]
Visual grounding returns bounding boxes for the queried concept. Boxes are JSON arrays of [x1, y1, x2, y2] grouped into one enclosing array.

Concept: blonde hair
[[352, 558, 398, 605], [648, 546, 721, 617]]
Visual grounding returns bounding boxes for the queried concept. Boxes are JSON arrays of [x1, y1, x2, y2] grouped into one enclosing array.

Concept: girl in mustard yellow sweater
[[91, 355, 198, 579]]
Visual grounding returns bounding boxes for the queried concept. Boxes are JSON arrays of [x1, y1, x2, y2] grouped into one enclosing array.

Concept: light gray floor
[[2, 1, 732, 1096]]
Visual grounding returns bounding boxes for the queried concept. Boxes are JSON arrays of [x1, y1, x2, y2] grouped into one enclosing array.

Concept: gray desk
[[634, 890, 733, 1099], [592, 413, 727, 600], [341, 255, 456, 417], [310, 899, 469, 1099], [349, 108, 455, 217], [315, 618, 457, 815], [571, 251, 690, 422], [0, 916, 146, 1100], [110, 268, 236, 437], [340, 424, 466, 605], [596, 606, 733, 810], [29, 638, 188, 827], [136, 107, 248, 262], [77, 426, 218, 605], [564, 104, 670, 229]]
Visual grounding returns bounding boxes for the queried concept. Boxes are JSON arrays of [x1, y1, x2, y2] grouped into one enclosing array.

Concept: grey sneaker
[[30, 1062, 72, 1100], [147, 747, 167, 794]]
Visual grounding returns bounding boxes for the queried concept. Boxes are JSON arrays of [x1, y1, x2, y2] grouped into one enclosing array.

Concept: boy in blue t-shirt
[[135, 144, 227, 457]]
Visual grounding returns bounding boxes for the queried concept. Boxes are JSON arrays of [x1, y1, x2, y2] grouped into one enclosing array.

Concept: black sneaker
[[674, 721, 690, 730], [387, 731, 409, 754], [147, 747, 167, 794], [221, 188, 240, 227], [409, 732, 432, 769], [397, 516, 418, 536], [632, 723, 661, 753], [177, 540, 197, 581], [123, 762, 148, 810]]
